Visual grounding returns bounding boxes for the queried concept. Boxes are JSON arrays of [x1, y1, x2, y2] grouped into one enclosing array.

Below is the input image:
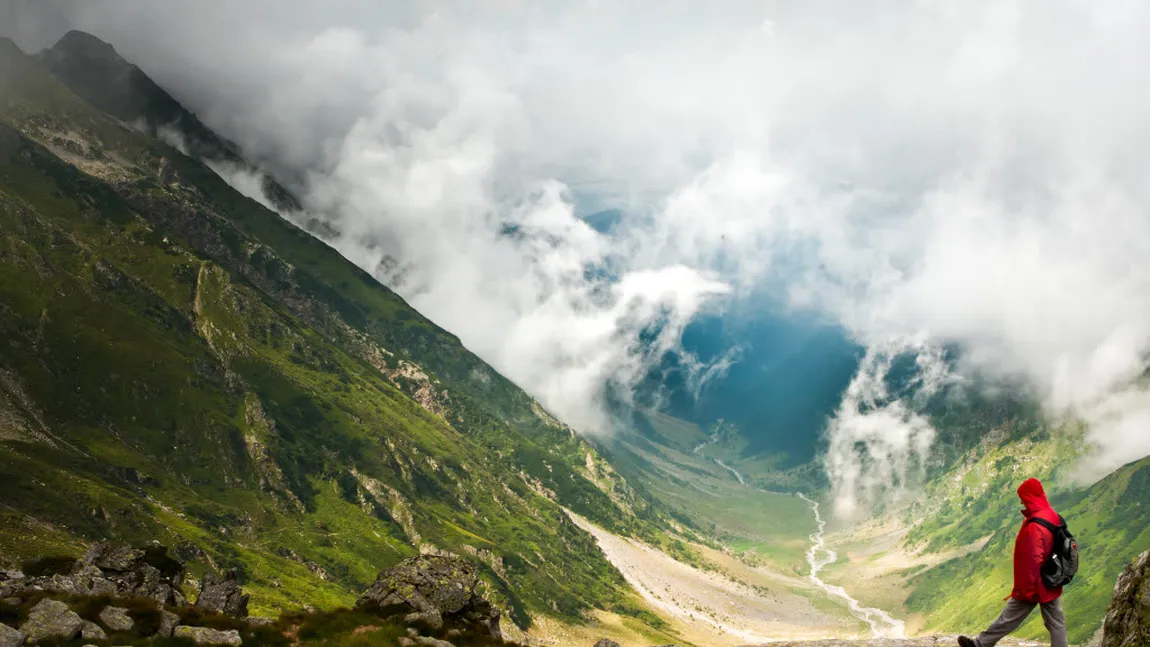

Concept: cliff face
[[1101, 549, 1150, 647]]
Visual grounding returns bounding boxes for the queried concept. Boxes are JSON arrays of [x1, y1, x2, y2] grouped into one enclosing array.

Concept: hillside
[[0, 32, 684, 639], [814, 414, 1150, 645]]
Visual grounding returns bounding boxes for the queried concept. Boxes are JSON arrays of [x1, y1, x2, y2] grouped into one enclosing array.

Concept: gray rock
[[404, 610, 443, 631], [357, 555, 500, 639], [0, 623, 24, 647], [1102, 549, 1150, 647], [22, 543, 186, 606], [414, 637, 455, 647], [594, 640, 621, 647], [174, 626, 243, 646], [245, 616, 276, 627], [19, 598, 84, 644], [98, 606, 134, 632], [0, 572, 24, 599], [406, 627, 419, 639], [195, 570, 249, 618], [156, 610, 180, 638], [80, 621, 106, 641], [397, 639, 416, 647]]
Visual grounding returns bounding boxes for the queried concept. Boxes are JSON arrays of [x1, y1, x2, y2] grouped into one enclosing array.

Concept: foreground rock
[[195, 569, 249, 618], [593, 640, 621, 647], [19, 599, 84, 644], [14, 542, 186, 605], [175, 625, 243, 646], [1102, 549, 1150, 647], [0, 623, 24, 647], [357, 555, 501, 639], [98, 605, 134, 632]]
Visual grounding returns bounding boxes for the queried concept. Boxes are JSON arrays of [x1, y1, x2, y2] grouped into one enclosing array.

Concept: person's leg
[[1040, 598, 1069, 647], [973, 599, 1037, 647]]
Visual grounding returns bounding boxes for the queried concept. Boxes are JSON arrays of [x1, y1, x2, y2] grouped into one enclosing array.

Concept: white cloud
[[9, 0, 1150, 491]]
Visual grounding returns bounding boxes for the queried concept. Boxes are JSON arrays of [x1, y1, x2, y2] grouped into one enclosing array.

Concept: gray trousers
[[975, 598, 1067, 647]]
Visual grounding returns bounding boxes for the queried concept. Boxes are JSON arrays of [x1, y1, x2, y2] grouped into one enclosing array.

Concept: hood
[[1017, 478, 1051, 516]]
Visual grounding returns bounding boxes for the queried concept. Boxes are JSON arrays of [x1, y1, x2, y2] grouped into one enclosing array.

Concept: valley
[[0, 24, 1148, 647]]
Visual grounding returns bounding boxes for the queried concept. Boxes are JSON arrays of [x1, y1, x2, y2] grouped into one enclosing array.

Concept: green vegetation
[[901, 422, 1150, 644], [0, 34, 687, 633]]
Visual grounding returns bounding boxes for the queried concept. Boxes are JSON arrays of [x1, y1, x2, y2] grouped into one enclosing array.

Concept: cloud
[[7, 1, 1150, 494]]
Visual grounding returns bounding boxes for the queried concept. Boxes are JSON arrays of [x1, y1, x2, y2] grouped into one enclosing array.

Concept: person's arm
[[1022, 521, 1049, 597]]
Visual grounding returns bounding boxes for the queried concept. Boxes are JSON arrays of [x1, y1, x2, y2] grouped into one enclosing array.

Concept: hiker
[[958, 478, 1069, 647]]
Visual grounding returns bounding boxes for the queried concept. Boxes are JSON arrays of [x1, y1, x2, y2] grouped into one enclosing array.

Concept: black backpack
[[1026, 515, 1079, 588]]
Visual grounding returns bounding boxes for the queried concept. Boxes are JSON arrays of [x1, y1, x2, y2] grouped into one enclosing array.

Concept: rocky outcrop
[[1101, 549, 1150, 647], [593, 640, 621, 647], [357, 555, 501, 640], [174, 625, 243, 646], [19, 599, 84, 644], [195, 569, 250, 617], [0, 623, 24, 647], [13, 542, 186, 605]]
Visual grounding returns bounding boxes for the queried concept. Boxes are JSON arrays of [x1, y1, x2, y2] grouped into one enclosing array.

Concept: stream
[[796, 493, 906, 638]]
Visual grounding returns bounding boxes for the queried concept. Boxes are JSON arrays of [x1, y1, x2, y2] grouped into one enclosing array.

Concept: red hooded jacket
[[1011, 478, 1063, 603]]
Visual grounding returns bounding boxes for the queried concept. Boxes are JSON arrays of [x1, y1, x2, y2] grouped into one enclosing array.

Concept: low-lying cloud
[[8, 1, 1150, 503]]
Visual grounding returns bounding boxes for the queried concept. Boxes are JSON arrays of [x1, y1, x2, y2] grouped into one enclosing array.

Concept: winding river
[[796, 493, 906, 638]]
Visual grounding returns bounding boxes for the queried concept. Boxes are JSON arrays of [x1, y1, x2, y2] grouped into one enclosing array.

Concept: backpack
[[1026, 515, 1079, 588]]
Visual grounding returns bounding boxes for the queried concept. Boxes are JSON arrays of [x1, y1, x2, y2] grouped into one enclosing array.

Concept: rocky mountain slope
[[0, 31, 693, 639]]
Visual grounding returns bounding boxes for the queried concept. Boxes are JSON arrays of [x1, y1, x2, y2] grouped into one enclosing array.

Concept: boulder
[[19, 599, 84, 644], [357, 555, 500, 639], [80, 621, 106, 641], [594, 640, 621, 647], [174, 626, 243, 646], [1102, 549, 1150, 647], [156, 610, 180, 638], [414, 637, 455, 647], [397, 639, 416, 647], [0, 623, 24, 647], [98, 605, 134, 632], [195, 570, 249, 617]]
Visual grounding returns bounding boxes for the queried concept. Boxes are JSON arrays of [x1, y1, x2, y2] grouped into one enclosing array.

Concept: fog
[[7, 0, 1150, 509]]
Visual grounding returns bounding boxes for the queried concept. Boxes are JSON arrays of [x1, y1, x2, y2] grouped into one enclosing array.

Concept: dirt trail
[[568, 510, 856, 647]]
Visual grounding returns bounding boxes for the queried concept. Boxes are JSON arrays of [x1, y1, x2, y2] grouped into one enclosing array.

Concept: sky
[[6, 0, 1150, 516]]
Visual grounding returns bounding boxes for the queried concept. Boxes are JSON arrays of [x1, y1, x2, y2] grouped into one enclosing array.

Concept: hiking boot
[[957, 636, 977, 647]]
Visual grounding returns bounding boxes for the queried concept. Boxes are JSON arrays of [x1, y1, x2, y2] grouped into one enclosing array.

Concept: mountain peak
[[49, 30, 122, 63]]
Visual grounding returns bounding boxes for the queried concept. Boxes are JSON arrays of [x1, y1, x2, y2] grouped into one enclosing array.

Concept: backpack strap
[[1025, 516, 1062, 534]]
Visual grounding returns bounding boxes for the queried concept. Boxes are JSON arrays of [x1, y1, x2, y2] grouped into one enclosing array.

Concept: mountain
[[0, 32, 691, 638], [35, 30, 299, 212]]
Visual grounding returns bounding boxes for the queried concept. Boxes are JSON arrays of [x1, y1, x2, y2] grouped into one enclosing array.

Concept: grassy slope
[[900, 422, 1150, 644], [0, 37, 677, 631]]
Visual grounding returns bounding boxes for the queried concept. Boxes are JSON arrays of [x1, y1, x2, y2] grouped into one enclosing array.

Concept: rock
[[445, 629, 462, 638], [0, 572, 24, 599], [397, 639, 416, 647], [98, 606, 134, 632], [156, 610, 180, 638], [358, 555, 477, 616], [406, 627, 419, 639], [195, 570, 249, 618], [0, 623, 24, 647], [174, 626, 243, 646], [21, 542, 186, 606], [594, 640, 621, 647], [357, 555, 500, 638], [19, 598, 84, 644], [1102, 549, 1150, 647], [404, 611, 443, 631], [246, 616, 276, 627], [414, 637, 455, 647], [80, 621, 106, 641]]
